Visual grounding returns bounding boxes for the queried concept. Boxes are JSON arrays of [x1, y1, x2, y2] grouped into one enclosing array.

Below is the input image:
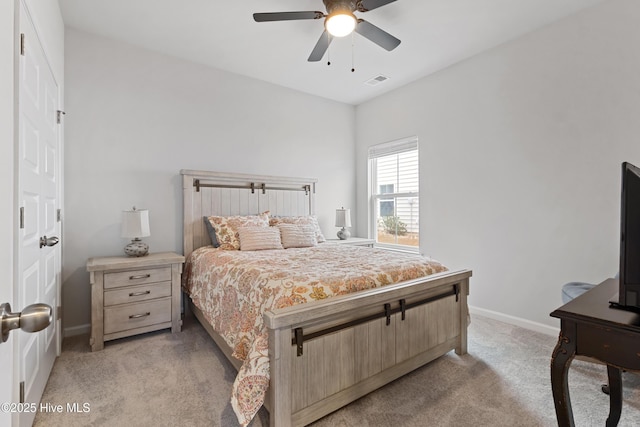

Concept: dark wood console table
[[550, 278, 640, 426]]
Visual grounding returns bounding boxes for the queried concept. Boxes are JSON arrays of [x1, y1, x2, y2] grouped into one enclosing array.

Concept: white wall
[[63, 29, 356, 333], [356, 0, 640, 331]]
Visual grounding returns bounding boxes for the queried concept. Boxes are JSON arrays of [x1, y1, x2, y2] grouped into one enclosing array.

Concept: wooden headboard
[[181, 169, 318, 258]]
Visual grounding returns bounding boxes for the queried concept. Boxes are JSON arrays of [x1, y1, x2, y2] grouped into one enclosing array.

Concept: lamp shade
[[335, 208, 352, 228], [121, 208, 150, 238]]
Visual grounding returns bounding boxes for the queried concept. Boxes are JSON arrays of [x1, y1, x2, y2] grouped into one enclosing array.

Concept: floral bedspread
[[182, 244, 447, 426]]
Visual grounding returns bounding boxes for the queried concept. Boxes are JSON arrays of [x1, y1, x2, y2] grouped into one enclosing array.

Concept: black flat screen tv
[[618, 161, 640, 309]]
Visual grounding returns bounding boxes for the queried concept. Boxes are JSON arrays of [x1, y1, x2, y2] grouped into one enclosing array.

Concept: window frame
[[368, 136, 419, 253]]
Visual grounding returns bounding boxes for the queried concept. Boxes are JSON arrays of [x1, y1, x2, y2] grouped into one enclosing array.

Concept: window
[[379, 184, 395, 217], [379, 184, 394, 194], [379, 200, 394, 217], [368, 137, 419, 251]]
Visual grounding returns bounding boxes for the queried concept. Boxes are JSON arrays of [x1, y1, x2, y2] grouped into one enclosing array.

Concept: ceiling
[[59, 0, 604, 105]]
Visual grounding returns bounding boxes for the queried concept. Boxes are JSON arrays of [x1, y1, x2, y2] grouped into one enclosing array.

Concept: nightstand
[[326, 237, 376, 247], [86, 252, 185, 351]]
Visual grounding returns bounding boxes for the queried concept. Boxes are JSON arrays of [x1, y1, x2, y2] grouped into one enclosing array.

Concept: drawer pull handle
[[129, 274, 151, 280], [129, 291, 151, 297], [129, 312, 150, 319]]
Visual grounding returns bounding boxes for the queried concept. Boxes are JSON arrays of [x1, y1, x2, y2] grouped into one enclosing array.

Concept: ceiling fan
[[253, 0, 401, 62]]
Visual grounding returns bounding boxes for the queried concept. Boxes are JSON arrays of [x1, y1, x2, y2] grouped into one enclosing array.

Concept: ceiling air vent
[[365, 75, 389, 86]]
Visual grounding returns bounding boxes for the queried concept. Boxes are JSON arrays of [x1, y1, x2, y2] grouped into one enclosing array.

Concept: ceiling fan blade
[[355, 20, 401, 51], [357, 0, 397, 12], [308, 30, 333, 62], [253, 11, 324, 22]]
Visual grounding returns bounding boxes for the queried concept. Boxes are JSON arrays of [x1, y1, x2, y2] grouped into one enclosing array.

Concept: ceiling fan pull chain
[[351, 32, 356, 72], [327, 33, 332, 66]]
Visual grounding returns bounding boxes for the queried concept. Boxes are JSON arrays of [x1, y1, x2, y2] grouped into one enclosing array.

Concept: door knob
[[39, 235, 59, 248], [0, 303, 52, 343]]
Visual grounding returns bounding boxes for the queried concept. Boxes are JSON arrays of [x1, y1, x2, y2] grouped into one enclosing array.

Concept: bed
[[181, 169, 472, 427]]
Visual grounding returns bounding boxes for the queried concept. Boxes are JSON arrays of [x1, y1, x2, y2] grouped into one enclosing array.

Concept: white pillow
[[238, 227, 283, 251], [278, 224, 317, 249]]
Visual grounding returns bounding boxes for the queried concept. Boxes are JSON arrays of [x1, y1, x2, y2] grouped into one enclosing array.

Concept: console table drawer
[[104, 298, 171, 334], [104, 267, 171, 289], [104, 281, 172, 306]]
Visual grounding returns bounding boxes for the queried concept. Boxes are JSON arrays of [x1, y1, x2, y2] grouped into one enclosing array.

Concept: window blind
[[368, 136, 418, 159]]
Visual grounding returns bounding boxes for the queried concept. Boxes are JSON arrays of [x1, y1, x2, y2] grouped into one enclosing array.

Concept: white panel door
[[17, 3, 61, 426], [0, 0, 15, 421]]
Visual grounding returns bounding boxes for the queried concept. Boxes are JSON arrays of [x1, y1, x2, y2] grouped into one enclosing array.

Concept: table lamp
[[121, 207, 150, 256], [335, 207, 351, 240]]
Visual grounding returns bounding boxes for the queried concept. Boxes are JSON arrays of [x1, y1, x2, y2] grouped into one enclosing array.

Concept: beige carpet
[[33, 314, 640, 427]]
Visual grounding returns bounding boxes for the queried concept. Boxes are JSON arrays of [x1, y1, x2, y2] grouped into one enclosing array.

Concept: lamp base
[[124, 238, 149, 257], [337, 227, 350, 240]]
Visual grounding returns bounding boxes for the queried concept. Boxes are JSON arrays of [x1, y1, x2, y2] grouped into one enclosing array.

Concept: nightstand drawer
[[104, 267, 171, 289], [87, 252, 184, 351], [104, 281, 172, 306], [104, 298, 172, 334]]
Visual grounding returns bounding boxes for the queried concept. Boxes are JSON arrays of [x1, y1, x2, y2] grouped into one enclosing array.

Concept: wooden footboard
[[265, 268, 471, 427], [189, 269, 470, 426]]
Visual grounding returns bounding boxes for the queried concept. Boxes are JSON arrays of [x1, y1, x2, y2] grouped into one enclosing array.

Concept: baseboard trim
[[64, 310, 558, 339], [64, 323, 90, 338], [469, 305, 559, 337]]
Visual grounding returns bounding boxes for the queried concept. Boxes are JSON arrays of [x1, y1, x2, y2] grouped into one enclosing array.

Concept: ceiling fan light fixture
[[325, 11, 357, 37], [253, 0, 401, 63]]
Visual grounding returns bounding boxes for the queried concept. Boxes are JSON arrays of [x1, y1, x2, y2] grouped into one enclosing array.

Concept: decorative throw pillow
[[203, 216, 220, 247], [278, 224, 317, 249], [206, 212, 270, 250], [238, 227, 283, 251], [269, 215, 326, 243]]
